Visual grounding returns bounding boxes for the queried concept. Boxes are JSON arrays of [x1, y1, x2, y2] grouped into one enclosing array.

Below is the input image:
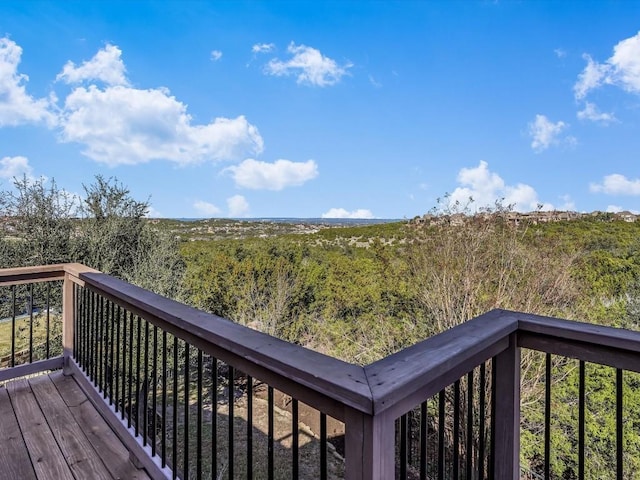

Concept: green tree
[[0, 175, 77, 267], [0, 174, 184, 298]]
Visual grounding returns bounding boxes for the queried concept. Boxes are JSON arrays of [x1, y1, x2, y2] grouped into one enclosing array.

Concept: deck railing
[[0, 264, 639, 479]]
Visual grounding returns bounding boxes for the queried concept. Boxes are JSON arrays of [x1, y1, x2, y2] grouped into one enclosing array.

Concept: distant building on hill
[[410, 210, 638, 227]]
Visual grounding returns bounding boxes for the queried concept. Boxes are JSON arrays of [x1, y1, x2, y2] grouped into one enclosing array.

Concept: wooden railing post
[[62, 273, 74, 375], [492, 332, 520, 479], [344, 407, 395, 480]]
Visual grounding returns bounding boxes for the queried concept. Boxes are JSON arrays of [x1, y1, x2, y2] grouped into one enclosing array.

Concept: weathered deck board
[[29, 374, 113, 480], [6, 378, 75, 480], [0, 388, 36, 480], [51, 373, 151, 480], [1, 373, 151, 480]]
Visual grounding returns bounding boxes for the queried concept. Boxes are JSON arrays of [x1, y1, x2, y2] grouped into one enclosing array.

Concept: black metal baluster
[[10, 285, 16, 367], [408, 409, 414, 468], [98, 295, 104, 390], [103, 299, 110, 399], [127, 311, 134, 428], [617, 368, 623, 480], [320, 412, 327, 480], [453, 379, 460, 479], [479, 363, 486, 480], [172, 336, 178, 479], [228, 365, 234, 480], [292, 399, 299, 479], [490, 359, 496, 480], [197, 349, 203, 479], [420, 401, 427, 480], [45, 283, 50, 359], [268, 385, 274, 480], [79, 286, 85, 369], [161, 330, 167, 468], [152, 326, 158, 457], [104, 298, 110, 396], [211, 356, 218, 479], [84, 287, 89, 369], [91, 291, 97, 385], [247, 375, 253, 480], [579, 360, 585, 480], [545, 353, 551, 480], [183, 342, 189, 480], [75, 285, 81, 367], [135, 315, 142, 436], [115, 305, 121, 413], [121, 307, 128, 421], [109, 301, 115, 403], [83, 287, 89, 371], [438, 389, 445, 480], [467, 370, 474, 480], [143, 320, 150, 445], [73, 284, 78, 363], [400, 414, 408, 480], [28, 284, 33, 363]]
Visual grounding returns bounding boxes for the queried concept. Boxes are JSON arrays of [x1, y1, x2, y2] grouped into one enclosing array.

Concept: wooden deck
[[0, 371, 151, 480]]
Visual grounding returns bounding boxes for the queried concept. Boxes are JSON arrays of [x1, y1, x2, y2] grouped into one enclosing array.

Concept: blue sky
[[1, 1, 640, 218]]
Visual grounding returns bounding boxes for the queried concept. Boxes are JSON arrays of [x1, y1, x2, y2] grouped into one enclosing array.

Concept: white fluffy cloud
[[265, 43, 352, 87], [577, 102, 616, 124], [449, 161, 553, 212], [227, 195, 249, 217], [528, 114, 573, 152], [210, 50, 223, 62], [574, 31, 640, 99], [0, 156, 33, 179], [590, 174, 640, 195], [193, 200, 221, 216], [53, 45, 264, 166], [252, 43, 275, 54], [59, 84, 263, 166], [57, 44, 128, 86], [3, 40, 264, 168], [321, 208, 374, 219], [0, 37, 54, 127], [225, 159, 318, 190], [574, 54, 610, 100]]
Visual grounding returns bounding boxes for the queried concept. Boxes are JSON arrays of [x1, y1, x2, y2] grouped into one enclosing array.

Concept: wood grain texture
[[492, 333, 520, 480], [0, 264, 65, 286], [0, 356, 63, 383], [365, 310, 518, 417], [51, 372, 151, 480], [29, 374, 113, 480], [516, 310, 640, 352], [0, 388, 36, 480], [344, 407, 395, 480], [6, 378, 75, 480]]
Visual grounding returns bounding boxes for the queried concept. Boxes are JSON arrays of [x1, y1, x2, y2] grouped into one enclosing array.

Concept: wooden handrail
[[365, 309, 518, 417]]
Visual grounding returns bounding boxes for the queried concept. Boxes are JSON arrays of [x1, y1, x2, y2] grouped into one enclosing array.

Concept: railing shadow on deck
[[0, 263, 639, 479]]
